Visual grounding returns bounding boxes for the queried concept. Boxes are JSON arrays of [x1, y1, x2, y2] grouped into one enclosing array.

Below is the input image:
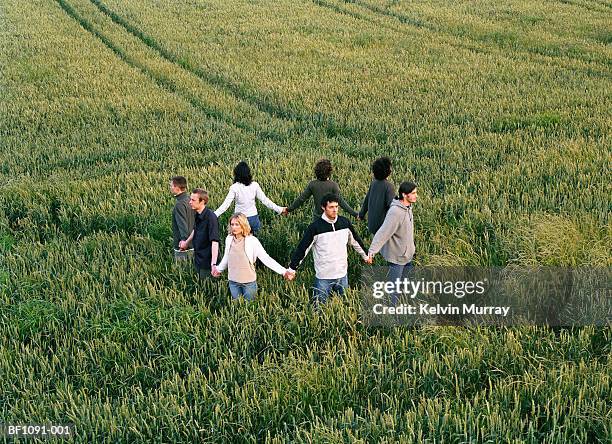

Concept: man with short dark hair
[[180, 188, 219, 279], [368, 181, 418, 304], [288, 193, 372, 303], [169, 176, 194, 261]]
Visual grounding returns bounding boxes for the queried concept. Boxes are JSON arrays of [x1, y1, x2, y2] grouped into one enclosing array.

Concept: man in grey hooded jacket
[[368, 181, 417, 303]]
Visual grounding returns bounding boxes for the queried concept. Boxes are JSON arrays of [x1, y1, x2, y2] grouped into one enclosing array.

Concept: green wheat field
[[1, 0, 610, 442]]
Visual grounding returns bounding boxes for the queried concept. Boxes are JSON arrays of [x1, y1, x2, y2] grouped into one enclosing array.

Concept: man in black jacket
[[180, 189, 220, 280], [170, 176, 194, 261]]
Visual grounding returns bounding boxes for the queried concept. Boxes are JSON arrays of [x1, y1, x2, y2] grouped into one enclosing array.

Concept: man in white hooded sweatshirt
[[288, 193, 372, 304]]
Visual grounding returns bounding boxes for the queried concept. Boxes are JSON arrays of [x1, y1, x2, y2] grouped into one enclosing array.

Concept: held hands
[[281, 207, 289, 216], [211, 265, 221, 277], [283, 270, 296, 281], [178, 240, 188, 251], [364, 254, 373, 265]]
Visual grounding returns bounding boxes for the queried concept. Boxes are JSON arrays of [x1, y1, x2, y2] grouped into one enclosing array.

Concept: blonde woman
[[212, 213, 294, 300]]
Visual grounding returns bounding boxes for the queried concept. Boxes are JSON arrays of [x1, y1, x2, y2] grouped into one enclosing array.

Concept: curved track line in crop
[[310, 0, 540, 62], [311, 0, 488, 56], [558, 0, 612, 13], [312, 0, 389, 27], [314, 0, 610, 73], [346, 0, 431, 30], [54, 0, 286, 143], [347, 0, 611, 69], [88, 0, 367, 142]]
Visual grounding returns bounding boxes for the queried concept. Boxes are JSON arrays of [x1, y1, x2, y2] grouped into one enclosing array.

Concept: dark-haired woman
[[285, 158, 358, 222], [359, 156, 395, 235], [215, 161, 285, 235]]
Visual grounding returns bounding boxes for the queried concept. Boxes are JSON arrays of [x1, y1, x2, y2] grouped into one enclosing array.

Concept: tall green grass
[[1, 0, 610, 441]]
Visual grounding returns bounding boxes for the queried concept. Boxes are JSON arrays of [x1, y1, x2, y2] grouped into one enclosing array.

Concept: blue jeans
[[386, 261, 414, 305], [247, 215, 261, 236], [229, 280, 257, 300], [312, 274, 348, 304]]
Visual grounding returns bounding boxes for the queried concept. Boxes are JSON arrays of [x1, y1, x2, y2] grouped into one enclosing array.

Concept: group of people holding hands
[[170, 158, 418, 303]]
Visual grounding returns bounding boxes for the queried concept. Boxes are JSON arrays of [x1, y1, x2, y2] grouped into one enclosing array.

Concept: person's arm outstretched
[[338, 194, 358, 218], [252, 238, 287, 275], [287, 182, 312, 213], [347, 223, 370, 262], [214, 186, 235, 218], [333, 181, 358, 218], [358, 186, 370, 220], [254, 182, 284, 214], [288, 224, 316, 271], [368, 209, 400, 258]]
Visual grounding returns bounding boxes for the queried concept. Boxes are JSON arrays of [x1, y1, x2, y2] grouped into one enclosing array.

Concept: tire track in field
[[88, 0, 369, 142], [54, 0, 287, 144], [343, 0, 431, 30], [558, 0, 612, 13], [315, 0, 610, 72], [311, 1, 490, 56], [352, 0, 611, 68], [310, 0, 520, 59], [56, 0, 285, 143], [312, 0, 391, 28]]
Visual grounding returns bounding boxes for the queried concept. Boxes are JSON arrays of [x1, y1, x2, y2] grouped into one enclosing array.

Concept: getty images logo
[[372, 278, 488, 299]]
